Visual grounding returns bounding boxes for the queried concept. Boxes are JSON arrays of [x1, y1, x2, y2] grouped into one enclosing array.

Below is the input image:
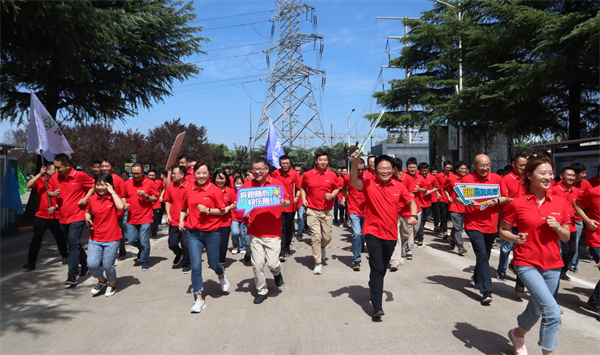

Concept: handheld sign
[[454, 183, 500, 211], [356, 109, 385, 155], [236, 185, 284, 217], [166, 132, 186, 169]]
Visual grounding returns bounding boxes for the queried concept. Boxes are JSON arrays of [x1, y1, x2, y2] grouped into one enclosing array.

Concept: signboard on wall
[[448, 123, 458, 150]]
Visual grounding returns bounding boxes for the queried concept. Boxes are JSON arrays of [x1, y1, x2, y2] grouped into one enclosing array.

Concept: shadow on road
[[425, 275, 481, 302], [116, 275, 141, 293], [331, 254, 353, 269], [452, 322, 512, 354], [293, 255, 316, 271], [148, 256, 168, 268], [329, 285, 393, 317]]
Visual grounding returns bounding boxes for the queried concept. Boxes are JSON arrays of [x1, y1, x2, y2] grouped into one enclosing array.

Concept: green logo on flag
[[42, 115, 54, 130]]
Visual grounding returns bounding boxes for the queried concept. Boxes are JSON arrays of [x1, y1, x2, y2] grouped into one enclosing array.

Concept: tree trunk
[[568, 83, 581, 141]]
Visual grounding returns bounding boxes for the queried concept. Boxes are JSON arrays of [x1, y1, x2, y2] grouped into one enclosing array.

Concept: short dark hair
[[233, 169, 243, 177], [374, 155, 393, 169], [418, 162, 429, 170], [367, 155, 376, 163], [392, 157, 403, 171], [212, 169, 230, 187], [443, 160, 452, 168], [314, 151, 328, 161], [406, 157, 418, 166], [455, 161, 468, 170], [503, 165, 512, 171], [233, 175, 244, 185], [95, 173, 114, 185], [131, 163, 143, 171], [101, 157, 116, 167], [54, 153, 70, 165], [148, 168, 157, 174], [193, 159, 211, 173], [44, 161, 54, 168], [174, 165, 187, 176], [560, 166, 575, 175], [570, 162, 586, 174], [294, 164, 302, 169], [160, 170, 168, 177], [121, 171, 130, 178], [178, 154, 190, 162], [92, 160, 102, 166], [279, 155, 291, 163], [512, 154, 527, 163], [430, 165, 438, 171], [252, 157, 268, 166]]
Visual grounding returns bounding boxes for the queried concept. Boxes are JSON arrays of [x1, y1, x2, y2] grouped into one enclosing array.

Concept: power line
[[187, 51, 263, 64], [197, 0, 270, 10], [173, 80, 260, 93], [191, 10, 276, 23], [174, 75, 263, 88], [203, 20, 270, 31], [204, 41, 273, 52]]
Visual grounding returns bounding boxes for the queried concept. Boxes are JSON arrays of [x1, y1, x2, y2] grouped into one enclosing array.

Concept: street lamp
[[347, 108, 355, 145]]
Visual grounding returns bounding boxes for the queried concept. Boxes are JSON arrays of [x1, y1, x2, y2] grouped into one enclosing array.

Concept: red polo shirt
[[181, 181, 225, 231], [163, 179, 190, 226], [123, 177, 158, 225], [436, 172, 450, 203], [462, 171, 508, 233], [416, 173, 439, 208], [574, 179, 592, 195], [110, 172, 125, 219], [301, 168, 340, 210], [86, 193, 123, 242], [589, 175, 600, 188], [220, 186, 236, 227], [152, 179, 165, 209], [34, 177, 59, 219], [397, 173, 418, 218], [185, 168, 195, 183], [50, 168, 94, 224], [272, 168, 301, 213], [503, 171, 526, 199], [445, 173, 465, 213], [575, 186, 600, 247], [550, 182, 579, 232], [243, 176, 289, 238], [362, 177, 414, 240], [343, 174, 366, 217], [363, 169, 375, 180], [502, 191, 570, 270]]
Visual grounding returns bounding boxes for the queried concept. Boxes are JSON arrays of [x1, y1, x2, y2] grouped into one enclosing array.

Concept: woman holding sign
[[179, 161, 230, 314], [500, 156, 570, 355]]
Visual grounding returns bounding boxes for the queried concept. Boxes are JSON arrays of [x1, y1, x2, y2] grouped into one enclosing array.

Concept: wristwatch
[[411, 214, 418, 219]]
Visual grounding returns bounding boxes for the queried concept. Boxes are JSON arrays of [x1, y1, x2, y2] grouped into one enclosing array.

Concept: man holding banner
[[459, 154, 509, 305], [241, 157, 290, 304]]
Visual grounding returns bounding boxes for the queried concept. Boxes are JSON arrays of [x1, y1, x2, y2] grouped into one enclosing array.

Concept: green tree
[[1, 0, 208, 124]]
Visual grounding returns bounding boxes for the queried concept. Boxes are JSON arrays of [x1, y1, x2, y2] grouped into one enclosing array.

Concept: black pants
[[366, 234, 396, 313], [466, 229, 496, 295], [416, 207, 431, 242], [151, 208, 162, 237], [561, 231, 578, 274], [338, 204, 347, 224], [431, 202, 440, 229], [28, 216, 68, 265], [333, 198, 340, 223], [219, 226, 231, 264], [168, 225, 190, 267], [281, 212, 295, 255], [439, 202, 448, 234]]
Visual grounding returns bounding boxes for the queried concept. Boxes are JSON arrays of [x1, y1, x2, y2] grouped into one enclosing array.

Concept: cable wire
[[191, 10, 276, 23]]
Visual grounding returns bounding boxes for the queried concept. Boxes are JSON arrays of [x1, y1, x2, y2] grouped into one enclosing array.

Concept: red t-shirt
[[462, 171, 508, 233], [272, 168, 301, 213], [181, 181, 225, 231], [406, 173, 425, 211], [86, 193, 123, 242], [574, 178, 592, 196], [243, 176, 289, 238], [363, 169, 375, 180], [416, 173, 439, 208], [436, 172, 450, 203], [575, 186, 600, 247], [301, 168, 340, 210], [34, 176, 59, 219], [343, 174, 366, 217], [110, 172, 125, 220], [362, 177, 414, 240], [550, 183, 579, 232], [503, 171, 526, 199], [397, 173, 417, 218], [502, 192, 570, 270], [50, 168, 95, 224], [163, 180, 190, 226], [446, 173, 465, 213], [123, 177, 158, 225], [220, 186, 236, 227], [588, 175, 600, 188], [152, 179, 165, 209], [185, 169, 195, 183]]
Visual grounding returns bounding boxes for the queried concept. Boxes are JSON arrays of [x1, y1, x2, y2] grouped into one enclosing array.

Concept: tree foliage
[[1, 0, 208, 124]]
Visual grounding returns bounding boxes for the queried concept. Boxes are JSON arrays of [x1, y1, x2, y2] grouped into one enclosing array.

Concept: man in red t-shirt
[[23, 162, 69, 271], [437, 161, 453, 238], [349, 152, 417, 319], [550, 167, 579, 280], [101, 157, 127, 260], [340, 167, 349, 226], [301, 151, 340, 275], [164, 165, 191, 273], [243, 157, 290, 304], [148, 169, 165, 240], [178, 155, 196, 184], [272, 155, 301, 261], [343, 158, 367, 270], [404, 157, 427, 247], [460, 154, 509, 304], [122, 163, 159, 270], [49, 153, 95, 285], [333, 167, 343, 225], [294, 164, 306, 241], [415, 162, 440, 245], [445, 161, 470, 255], [570, 162, 592, 271]]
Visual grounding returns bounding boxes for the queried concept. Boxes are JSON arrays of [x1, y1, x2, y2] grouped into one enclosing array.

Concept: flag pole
[[32, 88, 54, 218]]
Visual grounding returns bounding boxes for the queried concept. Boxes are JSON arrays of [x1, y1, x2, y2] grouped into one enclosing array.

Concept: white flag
[[27, 91, 73, 162]]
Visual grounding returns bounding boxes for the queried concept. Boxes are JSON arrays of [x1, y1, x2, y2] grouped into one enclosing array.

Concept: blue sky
[[2, 0, 436, 149]]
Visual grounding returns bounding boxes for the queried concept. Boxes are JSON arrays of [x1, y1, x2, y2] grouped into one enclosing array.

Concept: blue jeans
[[349, 214, 365, 262], [498, 226, 518, 274], [515, 266, 561, 351], [187, 229, 224, 295], [571, 221, 584, 266], [87, 239, 119, 283], [231, 221, 248, 251], [296, 205, 305, 235], [588, 247, 600, 306], [61, 221, 86, 277], [126, 223, 151, 263]]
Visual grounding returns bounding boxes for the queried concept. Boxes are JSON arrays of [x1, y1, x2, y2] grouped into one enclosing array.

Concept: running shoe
[[313, 263, 322, 275], [508, 328, 527, 355], [105, 285, 116, 297], [191, 298, 206, 313], [91, 281, 107, 295], [220, 274, 230, 292]]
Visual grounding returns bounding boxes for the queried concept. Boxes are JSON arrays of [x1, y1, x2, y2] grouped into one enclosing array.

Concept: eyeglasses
[[251, 168, 266, 173], [377, 167, 392, 172], [477, 164, 491, 169]]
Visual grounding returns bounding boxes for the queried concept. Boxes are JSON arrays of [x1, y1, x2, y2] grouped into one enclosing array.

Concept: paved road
[[1, 221, 598, 354]]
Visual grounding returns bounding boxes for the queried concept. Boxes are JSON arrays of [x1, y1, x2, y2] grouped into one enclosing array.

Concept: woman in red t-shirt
[[500, 156, 570, 355], [85, 174, 125, 297], [212, 169, 237, 264], [231, 175, 249, 259]]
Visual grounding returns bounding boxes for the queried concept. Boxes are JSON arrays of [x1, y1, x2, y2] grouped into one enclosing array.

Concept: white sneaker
[[240, 249, 246, 254], [191, 298, 206, 313], [105, 286, 116, 297], [398, 257, 406, 266], [231, 248, 239, 255], [313, 263, 322, 275], [220, 274, 230, 292]]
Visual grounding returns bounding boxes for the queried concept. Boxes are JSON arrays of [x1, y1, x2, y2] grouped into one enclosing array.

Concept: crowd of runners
[[22, 149, 599, 355]]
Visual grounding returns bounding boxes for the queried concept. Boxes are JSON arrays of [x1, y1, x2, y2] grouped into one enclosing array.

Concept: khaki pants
[[390, 212, 421, 266], [306, 207, 333, 264], [250, 235, 281, 296]]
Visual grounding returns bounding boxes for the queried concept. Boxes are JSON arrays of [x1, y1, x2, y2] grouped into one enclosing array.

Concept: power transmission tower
[[253, 0, 326, 149]]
